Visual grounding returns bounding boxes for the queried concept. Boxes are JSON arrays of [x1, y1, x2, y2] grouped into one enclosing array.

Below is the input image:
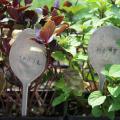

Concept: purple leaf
[[2, 39, 10, 54], [13, 0, 19, 7]]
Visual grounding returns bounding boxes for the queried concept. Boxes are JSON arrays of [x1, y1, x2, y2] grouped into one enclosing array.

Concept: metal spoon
[[9, 31, 46, 116]]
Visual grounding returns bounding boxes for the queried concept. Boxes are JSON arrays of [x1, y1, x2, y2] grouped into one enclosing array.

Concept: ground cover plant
[[1, 0, 120, 119]]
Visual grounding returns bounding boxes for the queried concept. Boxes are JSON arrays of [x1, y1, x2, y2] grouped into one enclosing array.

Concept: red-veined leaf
[[63, 1, 72, 7], [40, 19, 56, 43], [7, 6, 23, 22], [55, 23, 69, 35], [51, 16, 64, 26], [43, 5, 49, 16], [13, 0, 19, 7], [0, 0, 10, 5], [24, 10, 38, 24], [51, 8, 58, 17], [17, 5, 30, 12]]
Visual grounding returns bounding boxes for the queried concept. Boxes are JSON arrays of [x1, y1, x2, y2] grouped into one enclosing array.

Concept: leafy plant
[[88, 64, 120, 120]]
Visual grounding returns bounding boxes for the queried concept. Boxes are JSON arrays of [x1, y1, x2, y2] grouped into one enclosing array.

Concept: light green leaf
[[102, 64, 120, 78], [101, 64, 112, 76], [109, 64, 120, 78], [88, 91, 106, 108], [115, 0, 120, 5], [63, 6, 84, 14], [108, 86, 120, 97], [73, 53, 88, 61]]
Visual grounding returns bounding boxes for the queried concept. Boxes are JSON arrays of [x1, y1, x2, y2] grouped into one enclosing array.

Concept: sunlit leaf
[[109, 64, 120, 78], [88, 91, 106, 108], [108, 86, 120, 97]]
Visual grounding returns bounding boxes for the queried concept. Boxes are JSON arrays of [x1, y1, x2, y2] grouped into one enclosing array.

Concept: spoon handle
[[22, 83, 29, 116]]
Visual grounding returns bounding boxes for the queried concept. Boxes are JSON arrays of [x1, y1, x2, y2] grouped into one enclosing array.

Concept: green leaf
[[55, 78, 71, 94], [73, 53, 88, 61], [109, 64, 120, 78], [70, 23, 81, 32], [30, 0, 54, 9], [86, 0, 97, 2], [88, 91, 106, 108], [109, 102, 120, 112], [106, 111, 115, 120], [51, 51, 68, 63], [108, 97, 120, 112], [52, 93, 69, 106], [108, 86, 120, 97], [92, 106, 102, 117], [102, 64, 120, 78], [63, 6, 84, 14], [73, 90, 82, 97], [115, 0, 120, 5], [101, 64, 112, 76], [57, 36, 81, 56], [55, 78, 66, 90]]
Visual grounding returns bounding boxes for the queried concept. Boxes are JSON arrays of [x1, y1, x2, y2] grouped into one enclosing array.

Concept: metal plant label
[[9, 30, 46, 116], [88, 26, 120, 89]]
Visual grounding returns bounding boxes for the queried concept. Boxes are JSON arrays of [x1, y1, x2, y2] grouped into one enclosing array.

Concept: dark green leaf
[[92, 106, 102, 117], [52, 93, 69, 106]]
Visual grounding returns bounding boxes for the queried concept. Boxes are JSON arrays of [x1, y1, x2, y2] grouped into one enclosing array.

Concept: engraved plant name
[[96, 47, 118, 54], [19, 55, 42, 66]]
